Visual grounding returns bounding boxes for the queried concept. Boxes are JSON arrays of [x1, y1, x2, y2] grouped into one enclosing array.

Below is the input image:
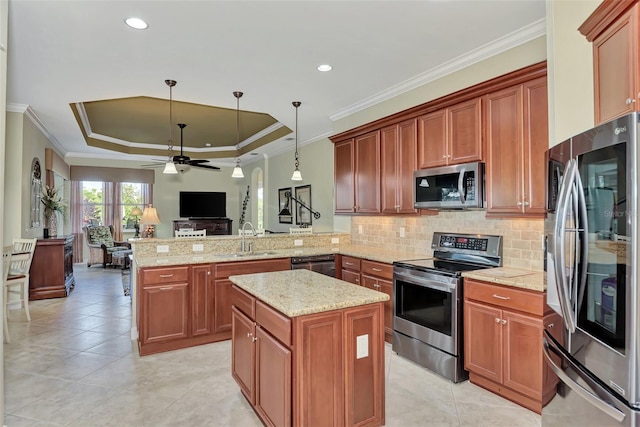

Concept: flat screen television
[[179, 191, 227, 219]]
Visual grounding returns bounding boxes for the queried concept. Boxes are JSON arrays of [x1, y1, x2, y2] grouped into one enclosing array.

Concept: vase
[[45, 210, 58, 237]]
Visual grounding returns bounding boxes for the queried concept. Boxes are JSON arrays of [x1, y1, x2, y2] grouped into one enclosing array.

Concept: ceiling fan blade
[[190, 163, 221, 171], [187, 159, 209, 165], [140, 162, 165, 168]]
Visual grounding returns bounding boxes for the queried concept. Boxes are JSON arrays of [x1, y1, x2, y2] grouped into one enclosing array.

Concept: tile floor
[[3, 265, 542, 426]]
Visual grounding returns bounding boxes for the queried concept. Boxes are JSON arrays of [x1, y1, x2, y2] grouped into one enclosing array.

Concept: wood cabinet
[[381, 119, 418, 214], [173, 218, 233, 235], [137, 258, 289, 356], [29, 235, 75, 300], [334, 139, 355, 213], [464, 279, 561, 414], [231, 284, 384, 427], [417, 98, 482, 168], [339, 255, 361, 285], [484, 76, 548, 217], [579, 0, 640, 124]]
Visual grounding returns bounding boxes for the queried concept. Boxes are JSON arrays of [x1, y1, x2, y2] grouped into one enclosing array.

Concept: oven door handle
[[394, 271, 456, 292]]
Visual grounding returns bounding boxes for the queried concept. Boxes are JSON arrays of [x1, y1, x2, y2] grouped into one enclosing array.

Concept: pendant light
[[231, 91, 245, 178], [163, 79, 178, 174], [291, 101, 302, 181]]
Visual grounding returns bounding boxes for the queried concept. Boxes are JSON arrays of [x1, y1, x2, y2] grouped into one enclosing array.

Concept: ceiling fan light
[[291, 169, 303, 181], [163, 161, 178, 174], [232, 165, 245, 178]]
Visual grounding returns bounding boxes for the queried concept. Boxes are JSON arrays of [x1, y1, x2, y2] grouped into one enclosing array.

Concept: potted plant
[[41, 185, 67, 237]]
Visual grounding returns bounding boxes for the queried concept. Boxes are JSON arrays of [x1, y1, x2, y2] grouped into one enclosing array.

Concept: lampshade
[[140, 205, 161, 225], [232, 166, 244, 178], [130, 207, 143, 216], [278, 206, 292, 216], [291, 170, 303, 181], [163, 161, 178, 174]]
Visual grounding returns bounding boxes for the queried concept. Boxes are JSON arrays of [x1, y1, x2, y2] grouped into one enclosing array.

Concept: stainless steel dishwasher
[[290, 254, 336, 277]]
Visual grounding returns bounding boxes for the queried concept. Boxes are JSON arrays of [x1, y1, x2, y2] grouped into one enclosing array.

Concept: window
[[81, 181, 145, 229], [121, 182, 143, 230], [82, 181, 103, 226]]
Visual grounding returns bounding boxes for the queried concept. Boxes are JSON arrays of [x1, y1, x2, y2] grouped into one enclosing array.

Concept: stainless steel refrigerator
[[544, 112, 640, 426]]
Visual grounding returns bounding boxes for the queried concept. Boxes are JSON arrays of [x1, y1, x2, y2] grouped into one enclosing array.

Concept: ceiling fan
[[141, 79, 220, 173]]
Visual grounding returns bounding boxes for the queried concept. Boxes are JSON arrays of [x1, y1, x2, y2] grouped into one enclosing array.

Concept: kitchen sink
[[214, 251, 278, 258]]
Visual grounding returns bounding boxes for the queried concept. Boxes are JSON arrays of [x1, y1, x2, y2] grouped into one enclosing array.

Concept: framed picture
[[278, 187, 293, 224], [295, 185, 312, 226]]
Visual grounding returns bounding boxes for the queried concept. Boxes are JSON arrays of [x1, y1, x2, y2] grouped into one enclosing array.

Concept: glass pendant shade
[[232, 165, 245, 178], [291, 169, 303, 181], [291, 101, 302, 182], [163, 161, 178, 174]]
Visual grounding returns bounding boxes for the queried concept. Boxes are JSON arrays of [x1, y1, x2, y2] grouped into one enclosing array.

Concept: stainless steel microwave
[[413, 162, 484, 209]]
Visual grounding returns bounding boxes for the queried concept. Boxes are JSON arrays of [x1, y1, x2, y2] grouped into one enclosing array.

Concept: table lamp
[[140, 205, 161, 238], [130, 206, 143, 238]]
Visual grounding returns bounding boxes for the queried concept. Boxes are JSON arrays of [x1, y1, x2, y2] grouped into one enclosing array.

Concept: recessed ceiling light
[[317, 64, 333, 72], [125, 17, 148, 30]]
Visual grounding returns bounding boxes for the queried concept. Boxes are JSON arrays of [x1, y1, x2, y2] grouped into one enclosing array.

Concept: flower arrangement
[[41, 185, 67, 217]]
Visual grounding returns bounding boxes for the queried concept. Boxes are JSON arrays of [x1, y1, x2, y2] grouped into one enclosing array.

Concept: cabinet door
[[191, 264, 213, 337], [334, 139, 355, 213], [417, 109, 447, 168], [522, 77, 548, 216], [485, 85, 524, 215], [448, 98, 482, 164], [354, 130, 381, 213], [380, 124, 400, 214], [214, 279, 233, 334], [232, 307, 255, 405], [141, 282, 189, 345], [464, 300, 503, 384], [255, 326, 292, 427], [502, 310, 543, 400], [593, 6, 640, 124], [397, 119, 418, 213], [342, 269, 361, 285]]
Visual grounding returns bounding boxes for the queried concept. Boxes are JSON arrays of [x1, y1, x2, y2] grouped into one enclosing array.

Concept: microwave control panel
[[438, 235, 488, 252]]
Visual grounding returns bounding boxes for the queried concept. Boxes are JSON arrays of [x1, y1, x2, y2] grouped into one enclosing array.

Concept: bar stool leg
[[4, 284, 11, 344], [23, 279, 31, 321]]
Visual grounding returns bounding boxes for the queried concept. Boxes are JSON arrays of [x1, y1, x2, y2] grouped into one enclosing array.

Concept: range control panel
[[439, 235, 488, 251]]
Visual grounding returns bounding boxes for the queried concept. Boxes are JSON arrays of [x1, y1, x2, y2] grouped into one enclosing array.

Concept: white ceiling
[[6, 0, 546, 167]]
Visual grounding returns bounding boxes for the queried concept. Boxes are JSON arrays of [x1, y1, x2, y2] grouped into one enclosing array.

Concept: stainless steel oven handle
[[543, 332, 625, 422], [458, 166, 466, 204], [394, 271, 455, 292]]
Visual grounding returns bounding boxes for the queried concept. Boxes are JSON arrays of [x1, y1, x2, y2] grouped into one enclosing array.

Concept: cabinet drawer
[[231, 285, 256, 320], [256, 301, 291, 346], [361, 260, 392, 280], [216, 258, 291, 279], [341, 256, 361, 271], [465, 279, 545, 316], [141, 266, 189, 284]]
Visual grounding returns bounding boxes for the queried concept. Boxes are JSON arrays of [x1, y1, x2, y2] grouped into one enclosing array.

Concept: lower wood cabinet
[[137, 258, 290, 356], [464, 279, 561, 413], [232, 285, 385, 427], [29, 235, 75, 300]]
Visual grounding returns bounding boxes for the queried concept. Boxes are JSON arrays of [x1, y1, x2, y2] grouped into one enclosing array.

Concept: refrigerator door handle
[[554, 159, 578, 332], [543, 332, 626, 422], [574, 169, 589, 314]]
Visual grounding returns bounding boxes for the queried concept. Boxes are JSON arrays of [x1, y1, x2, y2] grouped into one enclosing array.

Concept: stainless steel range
[[392, 232, 503, 382]]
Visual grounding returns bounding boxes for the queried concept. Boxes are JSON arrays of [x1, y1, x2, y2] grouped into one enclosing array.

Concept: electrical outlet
[[356, 334, 369, 359], [399, 227, 405, 238], [192, 243, 204, 252], [358, 225, 363, 235], [331, 237, 339, 244], [156, 245, 169, 253], [294, 239, 303, 246]]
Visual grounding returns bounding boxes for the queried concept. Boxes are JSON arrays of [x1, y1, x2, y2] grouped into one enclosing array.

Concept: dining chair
[[289, 227, 313, 235], [175, 229, 207, 238], [4, 238, 37, 343]]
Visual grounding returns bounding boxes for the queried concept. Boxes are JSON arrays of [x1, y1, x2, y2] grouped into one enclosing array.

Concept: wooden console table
[[29, 235, 75, 300], [173, 218, 233, 235]]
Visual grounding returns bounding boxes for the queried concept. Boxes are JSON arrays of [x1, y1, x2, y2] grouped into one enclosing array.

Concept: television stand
[[173, 218, 232, 236]]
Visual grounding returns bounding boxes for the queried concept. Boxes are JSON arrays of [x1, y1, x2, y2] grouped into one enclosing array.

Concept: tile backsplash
[[351, 211, 544, 271]]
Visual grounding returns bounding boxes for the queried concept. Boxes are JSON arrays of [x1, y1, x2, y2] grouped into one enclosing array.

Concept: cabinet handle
[[547, 323, 555, 329], [495, 318, 501, 323], [355, 278, 360, 283], [252, 337, 257, 342], [345, 262, 354, 266], [374, 283, 380, 289], [523, 201, 530, 206], [492, 294, 510, 300], [159, 274, 174, 278], [247, 332, 253, 338], [159, 286, 173, 291], [501, 319, 507, 325], [517, 201, 523, 206], [372, 268, 382, 272], [626, 98, 636, 105]]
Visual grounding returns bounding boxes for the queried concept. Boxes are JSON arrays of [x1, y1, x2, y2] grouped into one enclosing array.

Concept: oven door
[[393, 267, 460, 355]]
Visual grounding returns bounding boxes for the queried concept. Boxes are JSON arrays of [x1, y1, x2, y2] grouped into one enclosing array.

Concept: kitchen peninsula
[[229, 269, 388, 427]]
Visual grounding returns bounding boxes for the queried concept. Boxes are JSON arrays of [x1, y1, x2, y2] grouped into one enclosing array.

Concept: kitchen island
[[229, 269, 388, 427]]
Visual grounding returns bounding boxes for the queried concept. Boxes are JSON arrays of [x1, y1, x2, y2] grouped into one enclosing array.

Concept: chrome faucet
[[240, 221, 257, 253]]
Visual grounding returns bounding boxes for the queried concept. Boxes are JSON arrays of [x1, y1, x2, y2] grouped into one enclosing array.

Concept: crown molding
[[330, 19, 546, 122], [7, 103, 68, 156]]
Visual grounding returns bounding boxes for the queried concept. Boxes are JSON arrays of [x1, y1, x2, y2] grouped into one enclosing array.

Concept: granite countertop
[[463, 267, 545, 292], [229, 269, 389, 317], [135, 244, 426, 268]]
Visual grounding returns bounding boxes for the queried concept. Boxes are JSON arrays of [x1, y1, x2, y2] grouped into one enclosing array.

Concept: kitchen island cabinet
[[464, 278, 561, 414], [230, 269, 387, 427]]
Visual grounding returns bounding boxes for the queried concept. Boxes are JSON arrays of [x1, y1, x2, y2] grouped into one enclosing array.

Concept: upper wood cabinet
[[580, 0, 640, 124], [381, 119, 418, 214], [334, 139, 355, 213], [417, 98, 482, 168], [484, 77, 548, 217]]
